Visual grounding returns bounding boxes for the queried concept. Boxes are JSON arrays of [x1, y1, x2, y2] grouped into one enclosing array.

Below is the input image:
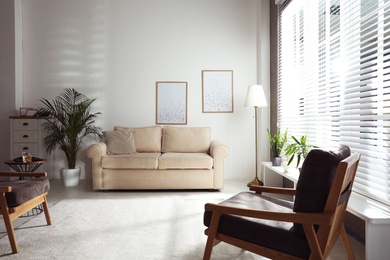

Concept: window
[[278, 0, 390, 206]]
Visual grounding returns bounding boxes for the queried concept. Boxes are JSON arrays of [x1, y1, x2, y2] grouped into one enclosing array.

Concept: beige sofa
[[86, 126, 229, 191]]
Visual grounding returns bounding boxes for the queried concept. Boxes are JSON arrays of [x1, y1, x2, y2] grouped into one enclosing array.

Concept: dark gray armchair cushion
[[292, 145, 350, 236], [1, 177, 50, 207]]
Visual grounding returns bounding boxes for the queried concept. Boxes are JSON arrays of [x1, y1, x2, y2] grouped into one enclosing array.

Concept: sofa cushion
[[158, 153, 213, 169], [162, 126, 210, 153], [114, 126, 162, 153], [103, 129, 137, 155], [101, 153, 160, 169]]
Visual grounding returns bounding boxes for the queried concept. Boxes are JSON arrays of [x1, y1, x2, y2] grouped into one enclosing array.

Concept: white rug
[[0, 194, 258, 260]]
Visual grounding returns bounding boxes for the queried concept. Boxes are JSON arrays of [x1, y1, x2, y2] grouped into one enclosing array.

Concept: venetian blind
[[277, 0, 390, 206]]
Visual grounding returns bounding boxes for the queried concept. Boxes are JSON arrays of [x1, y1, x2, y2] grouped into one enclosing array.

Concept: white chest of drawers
[[9, 116, 53, 178]]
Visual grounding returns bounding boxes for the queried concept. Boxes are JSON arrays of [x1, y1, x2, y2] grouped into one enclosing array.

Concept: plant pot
[[272, 157, 283, 166], [60, 167, 81, 187]]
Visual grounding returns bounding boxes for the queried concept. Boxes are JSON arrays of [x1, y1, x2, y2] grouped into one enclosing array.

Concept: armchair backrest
[[292, 145, 352, 236]]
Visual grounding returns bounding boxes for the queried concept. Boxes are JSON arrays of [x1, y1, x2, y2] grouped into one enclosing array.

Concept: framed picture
[[156, 81, 188, 125], [26, 109, 38, 116], [19, 107, 33, 116], [202, 70, 234, 113]]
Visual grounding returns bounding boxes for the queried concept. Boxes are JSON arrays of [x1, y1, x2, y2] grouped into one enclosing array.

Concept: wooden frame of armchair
[[0, 171, 52, 253], [203, 152, 360, 260]]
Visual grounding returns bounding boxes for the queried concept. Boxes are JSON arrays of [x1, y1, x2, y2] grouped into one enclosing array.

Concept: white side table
[[261, 161, 299, 188]]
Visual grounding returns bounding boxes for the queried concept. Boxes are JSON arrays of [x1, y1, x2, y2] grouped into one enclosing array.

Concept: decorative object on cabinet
[[9, 116, 53, 179], [25, 109, 38, 116], [37, 88, 102, 186], [19, 107, 32, 116], [202, 70, 233, 113], [267, 128, 288, 166], [156, 81, 188, 125], [245, 85, 268, 187]]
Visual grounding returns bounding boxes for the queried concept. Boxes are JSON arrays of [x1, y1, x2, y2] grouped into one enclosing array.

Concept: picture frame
[[156, 81, 188, 125], [202, 70, 234, 113], [26, 109, 38, 116], [19, 107, 33, 116]]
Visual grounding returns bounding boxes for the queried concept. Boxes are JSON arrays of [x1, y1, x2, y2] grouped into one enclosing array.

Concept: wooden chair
[[0, 171, 52, 253], [203, 145, 360, 260]]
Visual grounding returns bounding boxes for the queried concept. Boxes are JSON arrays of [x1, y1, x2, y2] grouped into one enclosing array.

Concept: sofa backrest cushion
[[114, 126, 162, 153], [162, 126, 210, 153], [103, 129, 137, 155]]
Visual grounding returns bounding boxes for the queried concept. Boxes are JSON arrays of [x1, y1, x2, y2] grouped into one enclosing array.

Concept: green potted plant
[[38, 88, 102, 186], [284, 134, 317, 169], [267, 128, 288, 166]]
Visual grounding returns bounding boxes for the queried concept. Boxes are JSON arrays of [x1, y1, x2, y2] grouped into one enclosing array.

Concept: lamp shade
[[244, 85, 268, 107]]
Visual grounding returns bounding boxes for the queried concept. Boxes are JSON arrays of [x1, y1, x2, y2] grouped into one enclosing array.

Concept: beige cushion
[[102, 153, 160, 169], [103, 129, 137, 155], [162, 126, 211, 153], [158, 153, 213, 169], [114, 126, 162, 152]]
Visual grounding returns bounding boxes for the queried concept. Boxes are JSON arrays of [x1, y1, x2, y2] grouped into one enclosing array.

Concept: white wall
[[15, 0, 270, 180], [0, 0, 16, 173]]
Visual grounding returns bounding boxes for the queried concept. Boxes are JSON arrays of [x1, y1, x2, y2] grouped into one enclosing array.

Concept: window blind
[[277, 0, 390, 206]]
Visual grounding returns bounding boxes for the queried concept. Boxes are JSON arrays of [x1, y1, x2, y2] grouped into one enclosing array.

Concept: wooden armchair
[[203, 145, 360, 260], [0, 171, 52, 253]]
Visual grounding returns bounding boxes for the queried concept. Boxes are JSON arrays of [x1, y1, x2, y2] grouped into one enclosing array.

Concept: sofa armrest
[[210, 140, 228, 158], [87, 142, 107, 158], [210, 140, 229, 189], [86, 142, 107, 190]]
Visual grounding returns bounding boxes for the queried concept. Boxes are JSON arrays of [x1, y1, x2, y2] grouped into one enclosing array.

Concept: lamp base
[[247, 176, 264, 187]]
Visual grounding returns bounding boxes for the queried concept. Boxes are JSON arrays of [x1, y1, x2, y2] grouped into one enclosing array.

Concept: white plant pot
[[60, 167, 81, 187]]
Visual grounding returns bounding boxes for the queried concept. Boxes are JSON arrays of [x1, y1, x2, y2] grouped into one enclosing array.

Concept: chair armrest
[[0, 171, 47, 178], [205, 203, 333, 225], [0, 186, 12, 192], [249, 185, 296, 196]]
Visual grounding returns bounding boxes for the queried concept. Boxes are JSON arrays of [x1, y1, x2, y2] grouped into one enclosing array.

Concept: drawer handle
[[23, 135, 29, 138], [23, 147, 29, 150], [23, 122, 29, 126]]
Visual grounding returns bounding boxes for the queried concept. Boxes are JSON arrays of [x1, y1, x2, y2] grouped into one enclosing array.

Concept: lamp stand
[[247, 106, 264, 187]]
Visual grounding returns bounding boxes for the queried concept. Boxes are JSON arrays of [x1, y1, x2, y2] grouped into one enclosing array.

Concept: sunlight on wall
[[18, 0, 265, 180]]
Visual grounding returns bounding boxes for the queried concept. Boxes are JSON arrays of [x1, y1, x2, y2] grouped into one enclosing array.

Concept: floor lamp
[[245, 85, 268, 187]]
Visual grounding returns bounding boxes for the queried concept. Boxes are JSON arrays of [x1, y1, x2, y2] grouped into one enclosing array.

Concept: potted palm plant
[[38, 88, 102, 186], [284, 134, 317, 169], [267, 128, 288, 166]]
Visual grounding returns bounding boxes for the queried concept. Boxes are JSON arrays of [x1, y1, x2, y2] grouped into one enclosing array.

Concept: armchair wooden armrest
[[0, 171, 47, 178], [249, 185, 296, 196], [0, 186, 12, 192], [205, 203, 333, 225]]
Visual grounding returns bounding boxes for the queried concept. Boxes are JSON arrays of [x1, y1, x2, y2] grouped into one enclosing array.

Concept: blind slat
[[278, 0, 390, 206]]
